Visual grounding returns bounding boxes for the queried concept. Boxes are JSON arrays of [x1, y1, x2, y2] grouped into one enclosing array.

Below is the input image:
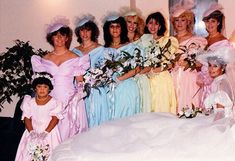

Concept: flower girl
[[15, 72, 63, 161]]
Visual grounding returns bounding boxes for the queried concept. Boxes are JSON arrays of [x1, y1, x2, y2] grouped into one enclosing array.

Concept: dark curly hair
[[103, 16, 129, 47], [74, 21, 99, 43], [46, 26, 73, 49], [203, 10, 224, 33], [32, 72, 54, 91], [144, 12, 167, 36]]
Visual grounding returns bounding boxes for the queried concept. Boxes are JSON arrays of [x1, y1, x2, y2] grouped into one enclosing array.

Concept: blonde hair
[[125, 15, 145, 40], [171, 10, 195, 33]]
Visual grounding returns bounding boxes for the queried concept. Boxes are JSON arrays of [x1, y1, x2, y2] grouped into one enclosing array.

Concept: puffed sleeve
[[134, 34, 153, 49], [20, 95, 33, 120], [31, 55, 46, 72], [73, 55, 90, 76], [49, 99, 64, 120]]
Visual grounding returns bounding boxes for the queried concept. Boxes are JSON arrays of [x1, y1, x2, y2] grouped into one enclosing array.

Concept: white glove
[[38, 131, 49, 140], [29, 130, 38, 140]]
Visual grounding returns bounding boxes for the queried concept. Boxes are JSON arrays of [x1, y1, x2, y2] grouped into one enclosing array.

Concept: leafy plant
[[0, 40, 47, 111]]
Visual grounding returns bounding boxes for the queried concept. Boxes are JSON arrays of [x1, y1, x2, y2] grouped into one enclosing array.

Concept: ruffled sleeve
[[134, 34, 154, 49], [49, 99, 64, 120], [20, 95, 33, 120], [31, 55, 47, 72], [73, 55, 90, 76]]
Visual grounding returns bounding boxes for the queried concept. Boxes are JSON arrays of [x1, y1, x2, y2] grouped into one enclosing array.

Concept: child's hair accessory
[[74, 14, 95, 27], [46, 16, 70, 34], [32, 72, 54, 85]]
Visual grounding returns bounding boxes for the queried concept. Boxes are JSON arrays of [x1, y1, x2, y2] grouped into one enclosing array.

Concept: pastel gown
[[72, 47, 110, 128], [148, 36, 178, 114], [15, 96, 63, 161], [31, 55, 89, 141], [107, 43, 140, 119], [171, 36, 207, 113], [133, 34, 153, 113]]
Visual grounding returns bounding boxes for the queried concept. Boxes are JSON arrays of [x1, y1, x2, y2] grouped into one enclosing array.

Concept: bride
[[49, 47, 235, 161]]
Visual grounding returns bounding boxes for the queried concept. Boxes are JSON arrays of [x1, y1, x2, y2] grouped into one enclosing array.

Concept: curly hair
[[74, 21, 99, 43], [103, 16, 129, 47], [171, 10, 195, 33], [46, 26, 73, 49], [144, 12, 167, 36], [124, 15, 145, 40]]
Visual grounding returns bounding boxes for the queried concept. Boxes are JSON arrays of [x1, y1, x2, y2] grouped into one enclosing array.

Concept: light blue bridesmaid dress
[[106, 43, 140, 119], [72, 46, 110, 128]]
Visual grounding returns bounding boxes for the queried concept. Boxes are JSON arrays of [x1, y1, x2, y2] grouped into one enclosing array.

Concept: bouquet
[[28, 141, 50, 161], [114, 47, 143, 75], [143, 37, 180, 71], [178, 104, 203, 118], [176, 37, 207, 71]]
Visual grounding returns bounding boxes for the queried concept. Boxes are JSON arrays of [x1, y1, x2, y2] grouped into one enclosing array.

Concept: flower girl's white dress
[[15, 96, 63, 161]]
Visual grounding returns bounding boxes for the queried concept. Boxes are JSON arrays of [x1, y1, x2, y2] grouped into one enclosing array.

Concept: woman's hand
[[76, 75, 83, 82], [151, 67, 161, 73]]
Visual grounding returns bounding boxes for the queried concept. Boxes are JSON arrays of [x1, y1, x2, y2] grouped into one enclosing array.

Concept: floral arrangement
[[143, 37, 180, 71], [0, 40, 46, 111], [28, 141, 50, 161], [115, 48, 143, 75], [83, 62, 114, 96], [178, 104, 203, 118], [83, 47, 143, 96], [176, 37, 207, 71]]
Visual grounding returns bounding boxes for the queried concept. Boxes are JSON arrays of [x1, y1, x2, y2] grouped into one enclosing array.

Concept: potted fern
[[0, 40, 46, 112]]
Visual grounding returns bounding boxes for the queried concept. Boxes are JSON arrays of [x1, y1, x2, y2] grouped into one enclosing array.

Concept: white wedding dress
[[49, 112, 235, 161]]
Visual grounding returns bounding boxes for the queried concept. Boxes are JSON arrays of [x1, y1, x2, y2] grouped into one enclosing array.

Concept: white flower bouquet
[[143, 37, 180, 71], [28, 141, 50, 161], [115, 48, 143, 75], [178, 104, 203, 118], [176, 37, 206, 71]]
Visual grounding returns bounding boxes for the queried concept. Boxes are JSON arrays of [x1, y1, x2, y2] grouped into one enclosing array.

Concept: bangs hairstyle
[[32, 73, 54, 91], [203, 10, 224, 33], [144, 12, 167, 36], [75, 21, 100, 43], [46, 26, 73, 49], [171, 11, 195, 33], [103, 16, 129, 47]]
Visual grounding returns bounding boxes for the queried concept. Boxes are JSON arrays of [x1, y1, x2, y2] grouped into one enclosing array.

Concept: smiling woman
[[31, 16, 89, 141]]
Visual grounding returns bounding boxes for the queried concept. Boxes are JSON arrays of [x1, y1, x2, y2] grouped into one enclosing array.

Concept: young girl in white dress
[[15, 72, 63, 161]]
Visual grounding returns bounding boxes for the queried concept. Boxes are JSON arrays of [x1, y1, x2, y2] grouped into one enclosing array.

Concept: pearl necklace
[[53, 50, 68, 55]]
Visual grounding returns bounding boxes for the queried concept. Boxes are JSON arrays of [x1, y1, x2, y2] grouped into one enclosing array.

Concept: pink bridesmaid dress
[[171, 36, 207, 112], [31, 55, 89, 141]]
